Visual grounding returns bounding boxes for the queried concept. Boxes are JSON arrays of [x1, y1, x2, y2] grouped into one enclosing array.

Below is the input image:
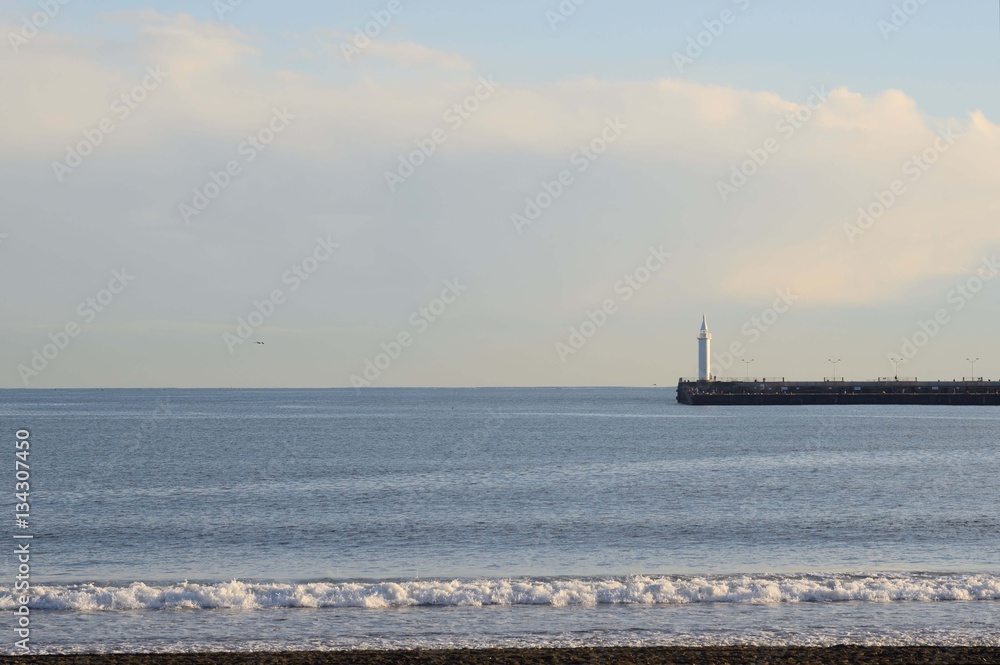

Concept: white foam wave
[[5, 573, 1000, 612]]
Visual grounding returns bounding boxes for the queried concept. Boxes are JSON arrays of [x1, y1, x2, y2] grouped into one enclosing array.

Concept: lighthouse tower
[[697, 315, 711, 381]]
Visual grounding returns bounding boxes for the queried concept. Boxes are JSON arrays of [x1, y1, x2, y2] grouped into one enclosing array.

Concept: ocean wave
[[5, 573, 1000, 611]]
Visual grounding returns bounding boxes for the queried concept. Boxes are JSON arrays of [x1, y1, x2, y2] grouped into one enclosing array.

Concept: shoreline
[[4, 647, 1000, 664]]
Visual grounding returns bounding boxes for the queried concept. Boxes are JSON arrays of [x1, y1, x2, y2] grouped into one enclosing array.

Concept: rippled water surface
[[2, 388, 998, 652]]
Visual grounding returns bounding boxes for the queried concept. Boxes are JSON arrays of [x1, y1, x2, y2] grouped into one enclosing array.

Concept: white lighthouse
[[697, 315, 711, 381]]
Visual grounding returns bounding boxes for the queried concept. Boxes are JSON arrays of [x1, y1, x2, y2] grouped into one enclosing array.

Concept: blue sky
[[33, 0, 998, 116], [1, 1, 998, 387]]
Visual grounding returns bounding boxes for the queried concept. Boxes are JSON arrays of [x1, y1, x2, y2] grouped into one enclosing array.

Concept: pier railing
[[678, 377, 993, 385], [678, 377, 787, 383]]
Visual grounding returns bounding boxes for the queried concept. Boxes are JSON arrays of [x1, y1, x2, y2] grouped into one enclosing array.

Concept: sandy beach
[[4, 647, 1000, 665]]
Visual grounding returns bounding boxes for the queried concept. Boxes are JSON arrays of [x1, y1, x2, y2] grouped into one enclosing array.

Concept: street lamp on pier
[[966, 357, 980, 380], [742, 359, 755, 381], [828, 358, 841, 381], [889, 355, 902, 381]]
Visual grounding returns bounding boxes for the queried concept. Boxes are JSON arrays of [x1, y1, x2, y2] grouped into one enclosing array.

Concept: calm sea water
[[2, 388, 999, 653]]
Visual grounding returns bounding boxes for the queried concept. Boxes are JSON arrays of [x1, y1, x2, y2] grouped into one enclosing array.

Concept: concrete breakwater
[[676, 378, 1000, 405]]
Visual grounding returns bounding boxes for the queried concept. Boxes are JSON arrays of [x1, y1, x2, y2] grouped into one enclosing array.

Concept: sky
[[1, 0, 998, 388]]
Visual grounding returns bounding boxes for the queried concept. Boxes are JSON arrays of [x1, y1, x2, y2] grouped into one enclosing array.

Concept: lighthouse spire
[[697, 314, 712, 381]]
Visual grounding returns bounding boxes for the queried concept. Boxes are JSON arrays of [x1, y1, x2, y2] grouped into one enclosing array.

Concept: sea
[[2, 387, 999, 654]]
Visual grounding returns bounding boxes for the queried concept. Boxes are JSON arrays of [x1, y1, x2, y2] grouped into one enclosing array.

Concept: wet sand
[[3, 647, 1000, 665]]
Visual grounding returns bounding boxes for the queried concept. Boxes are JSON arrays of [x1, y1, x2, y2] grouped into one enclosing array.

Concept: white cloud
[[288, 27, 473, 71], [319, 30, 474, 71], [1, 10, 997, 314]]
